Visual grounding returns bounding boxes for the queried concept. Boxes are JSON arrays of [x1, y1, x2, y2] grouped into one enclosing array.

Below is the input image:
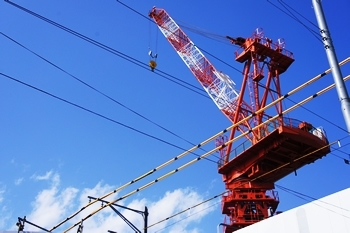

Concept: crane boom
[[149, 7, 243, 122]]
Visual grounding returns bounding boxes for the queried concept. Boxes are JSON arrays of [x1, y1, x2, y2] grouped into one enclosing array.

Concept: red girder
[[150, 8, 330, 232]]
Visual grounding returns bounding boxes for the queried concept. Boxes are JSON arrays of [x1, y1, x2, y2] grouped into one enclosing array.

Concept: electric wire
[[4, 0, 208, 98], [152, 200, 221, 233], [0, 72, 218, 165], [275, 185, 350, 220], [48, 63, 348, 231], [276, 184, 350, 212], [49, 61, 350, 231], [285, 97, 348, 133], [0, 31, 219, 161], [196, 45, 243, 74], [176, 22, 230, 45], [7, 0, 348, 217], [8, 0, 350, 228], [285, 93, 350, 162], [114, 0, 350, 133], [149, 196, 221, 231], [116, 0, 233, 47], [4, 0, 348, 218], [146, 138, 350, 230], [150, 169, 350, 232], [266, 0, 322, 43], [284, 92, 350, 160], [114, 0, 350, 155], [115, 0, 243, 74], [329, 138, 350, 164], [278, 0, 320, 28], [61, 76, 350, 232]]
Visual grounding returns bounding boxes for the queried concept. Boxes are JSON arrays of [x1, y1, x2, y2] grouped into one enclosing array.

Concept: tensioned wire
[[3, 0, 209, 98], [0, 31, 220, 163], [147, 137, 350, 231], [61, 74, 350, 233], [5, 1, 349, 149], [49, 58, 350, 231], [6, 0, 350, 229]]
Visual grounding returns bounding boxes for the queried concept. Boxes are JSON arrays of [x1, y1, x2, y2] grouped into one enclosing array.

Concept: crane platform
[[218, 117, 330, 184]]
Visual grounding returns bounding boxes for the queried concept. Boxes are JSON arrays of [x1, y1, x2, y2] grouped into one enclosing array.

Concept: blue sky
[[0, 0, 349, 232]]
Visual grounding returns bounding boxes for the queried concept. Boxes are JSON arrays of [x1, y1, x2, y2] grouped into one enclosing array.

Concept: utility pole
[[312, 0, 350, 133]]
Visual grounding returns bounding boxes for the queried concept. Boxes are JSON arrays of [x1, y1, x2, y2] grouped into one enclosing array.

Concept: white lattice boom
[[149, 7, 240, 121]]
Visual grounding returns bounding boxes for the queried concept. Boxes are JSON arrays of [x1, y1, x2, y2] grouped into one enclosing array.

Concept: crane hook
[[148, 50, 157, 72], [149, 60, 157, 72]]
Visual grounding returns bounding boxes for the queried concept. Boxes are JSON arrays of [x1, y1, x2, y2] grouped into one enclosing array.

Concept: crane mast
[[150, 7, 330, 233]]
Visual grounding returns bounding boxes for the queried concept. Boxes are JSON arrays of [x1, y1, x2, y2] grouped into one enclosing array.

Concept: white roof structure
[[0, 232, 44, 233], [235, 188, 350, 233]]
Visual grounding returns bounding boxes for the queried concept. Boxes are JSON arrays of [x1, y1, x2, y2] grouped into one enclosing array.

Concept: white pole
[[312, 0, 350, 133]]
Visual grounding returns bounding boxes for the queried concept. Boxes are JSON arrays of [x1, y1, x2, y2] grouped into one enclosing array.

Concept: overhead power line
[[146, 138, 350, 231], [4, 0, 208, 98], [266, 0, 322, 42], [149, 175, 350, 232], [286, 97, 348, 133], [0, 31, 219, 160], [0, 72, 218, 164], [276, 184, 350, 212], [56, 73, 350, 232], [114, 0, 350, 137], [115, 0, 243, 74]]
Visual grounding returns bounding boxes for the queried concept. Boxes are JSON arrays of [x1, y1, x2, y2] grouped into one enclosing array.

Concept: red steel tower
[[149, 7, 330, 232]]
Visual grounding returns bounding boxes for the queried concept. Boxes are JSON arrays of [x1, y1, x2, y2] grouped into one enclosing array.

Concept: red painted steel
[[220, 30, 329, 232], [150, 8, 330, 232]]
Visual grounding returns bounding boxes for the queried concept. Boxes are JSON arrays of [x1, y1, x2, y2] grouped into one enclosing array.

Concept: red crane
[[149, 7, 330, 232]]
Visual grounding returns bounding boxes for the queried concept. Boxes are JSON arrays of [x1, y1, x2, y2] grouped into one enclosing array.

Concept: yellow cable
[[50, 57, 350, 231], [63, 74, 350, 233], [146, 140, 337, 230]]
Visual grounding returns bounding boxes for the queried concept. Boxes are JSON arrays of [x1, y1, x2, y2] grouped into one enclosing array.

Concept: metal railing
[[218, 117, 327, 168]]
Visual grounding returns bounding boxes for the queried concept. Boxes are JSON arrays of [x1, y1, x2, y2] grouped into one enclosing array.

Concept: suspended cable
[[146, 138, 350, 230], [196, 45, 243, 74], [116, 0, 231, 45], [152, 200, 221, 233], [275, 185, 350, 220], [276, 184, 350, 212], [0, 31, 218, 160], [278, 0, 320, 29], [114, 0, 243, 74], [329, 137, 350, 164], [5, 1, 350, 231], [4, 0, 208, 98], [285, 97, 348, 133], [48, 63, 347, 230], [175, 19, 232, 45], [266, 0, 322, 43], [150, 198, 221, 231], [285, 92, 350, 159], [0, 72, 220, 165], [49, 61, 350, 231], [61, 75, 350, 232]]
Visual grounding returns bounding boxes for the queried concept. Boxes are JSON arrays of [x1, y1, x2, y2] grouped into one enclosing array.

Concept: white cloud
[[147, 188, 212, 233], [0, 206, 11, 230], [0, 188, 4, 203], [0, 187, 11, 230], [26, 172, 78, 230], [21, 174, 213, 233], [31, 170, 53, 181], [14, 178, 24, 186]]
